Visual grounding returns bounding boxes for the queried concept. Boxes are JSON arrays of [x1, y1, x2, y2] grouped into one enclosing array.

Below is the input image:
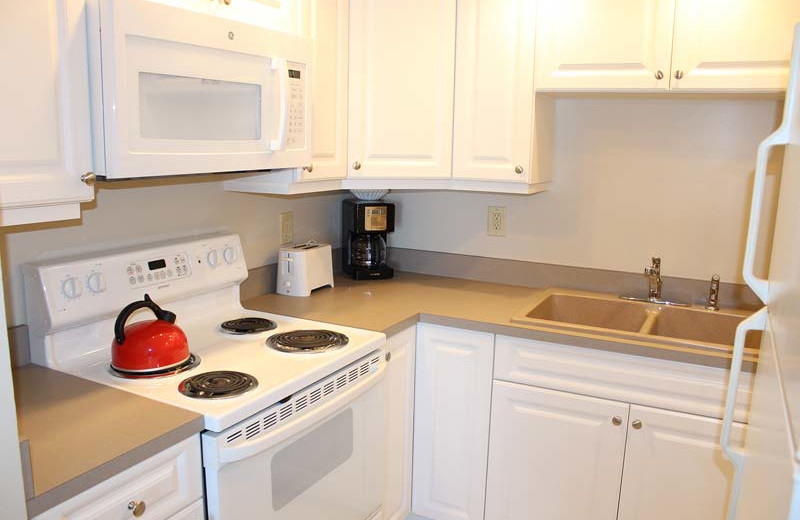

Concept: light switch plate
[[488, 206, 506, 236], [280, 212, 294, 244]]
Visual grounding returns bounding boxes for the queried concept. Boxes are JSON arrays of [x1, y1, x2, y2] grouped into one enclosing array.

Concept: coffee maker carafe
[[342, 199, 395, 279]]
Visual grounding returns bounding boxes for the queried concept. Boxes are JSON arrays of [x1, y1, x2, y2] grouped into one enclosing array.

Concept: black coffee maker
[[342, 199, 395, 279]]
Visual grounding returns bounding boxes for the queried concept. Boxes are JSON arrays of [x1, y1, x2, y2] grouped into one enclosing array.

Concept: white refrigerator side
[[726, 23, 800, 520]]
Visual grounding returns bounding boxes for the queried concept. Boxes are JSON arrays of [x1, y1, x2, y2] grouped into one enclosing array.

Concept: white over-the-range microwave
[[86, 0, 311, 179]]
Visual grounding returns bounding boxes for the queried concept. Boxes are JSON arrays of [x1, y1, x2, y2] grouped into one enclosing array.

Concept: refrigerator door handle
[[742, 25, 800, 304], [720, 307, 767, 520]]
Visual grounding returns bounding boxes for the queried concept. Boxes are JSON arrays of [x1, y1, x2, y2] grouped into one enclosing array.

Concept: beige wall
[[387, 96, 783, 284], [1, 178, 344, 326]]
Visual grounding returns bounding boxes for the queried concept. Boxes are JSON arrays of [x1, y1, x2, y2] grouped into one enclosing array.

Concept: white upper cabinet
[[304, 0, 348, 180], [0, 0, 95, 226], [535, 0, 676, 91], [670, 0, 800, 91], [617, 405, 746, 520], [485, 382, 629, 520], [347, 0, 457, 178], [452, 0, 538, 182]]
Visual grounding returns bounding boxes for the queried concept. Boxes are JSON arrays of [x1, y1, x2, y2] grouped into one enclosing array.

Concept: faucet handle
[[651, 257, 661, 269]]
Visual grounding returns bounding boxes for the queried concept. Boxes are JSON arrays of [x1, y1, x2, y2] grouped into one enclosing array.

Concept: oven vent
[[222, 350, 384, 446]]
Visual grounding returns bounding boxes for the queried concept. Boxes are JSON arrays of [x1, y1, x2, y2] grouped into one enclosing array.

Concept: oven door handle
[[203, 362, 386, 469]]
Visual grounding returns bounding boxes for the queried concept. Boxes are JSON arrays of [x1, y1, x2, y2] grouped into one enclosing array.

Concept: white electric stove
[[23, 233, 387, 520]]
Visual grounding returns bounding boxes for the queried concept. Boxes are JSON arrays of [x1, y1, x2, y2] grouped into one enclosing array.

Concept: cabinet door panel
[[534, 0, 675, 91], [383, 326, 416, 520], [485, 382, 629, 520], [305, 0, 348, 180], [671, 0, 800, 91], [617, 405, 746, 520], [0, 0, 94, 226], [348, 0, 456, 178], [453, 0, 536, 182], [412, 324, 494, 520]]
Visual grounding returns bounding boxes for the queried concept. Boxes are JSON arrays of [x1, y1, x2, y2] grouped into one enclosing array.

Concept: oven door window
[[270, 409, 354, 511], [139, 72, 262, 141]]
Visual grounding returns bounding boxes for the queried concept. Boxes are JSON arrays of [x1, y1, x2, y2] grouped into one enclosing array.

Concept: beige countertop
[[245, 271, 755, 369], [14, 365, 204, 518]]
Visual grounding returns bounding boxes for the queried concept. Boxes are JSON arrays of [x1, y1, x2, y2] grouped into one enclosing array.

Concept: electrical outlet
[[280, 212, 294, 244], [487, 206, 506, 236]]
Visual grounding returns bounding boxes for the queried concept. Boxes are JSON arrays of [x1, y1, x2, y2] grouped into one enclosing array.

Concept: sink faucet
[[705, 274, 720, 311], [644, 257, 662, 299], [620, 256, 688, 307]]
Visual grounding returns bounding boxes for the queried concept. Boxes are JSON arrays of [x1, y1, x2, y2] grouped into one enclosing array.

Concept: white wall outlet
[[487, 206, 506, 237], [280, 212, 294, 244]]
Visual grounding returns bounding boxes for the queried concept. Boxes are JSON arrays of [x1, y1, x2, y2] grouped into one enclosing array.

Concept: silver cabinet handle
[[81, 172, 96, 186], [611, 416, 622, 426], [302, 164, 314, 173], [674, 70, 684, 80], [128, 501, 146, 517], [352, 161, 362, 170], [655, 70, 664, 80], [632, 420, 643, 430], [514, 165, 524, 174]]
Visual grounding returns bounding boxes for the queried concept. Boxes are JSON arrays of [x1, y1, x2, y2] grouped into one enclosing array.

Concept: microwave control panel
[[287, 62, 307, 150]]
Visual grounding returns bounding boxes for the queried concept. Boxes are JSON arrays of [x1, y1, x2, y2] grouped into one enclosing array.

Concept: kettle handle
[[114, 294, 177, 345]]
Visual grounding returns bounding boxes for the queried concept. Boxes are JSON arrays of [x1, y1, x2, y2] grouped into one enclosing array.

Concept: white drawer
[[166, 499, 204, 520], [35, 435, 202, 520], [494, 335, 753, 422]]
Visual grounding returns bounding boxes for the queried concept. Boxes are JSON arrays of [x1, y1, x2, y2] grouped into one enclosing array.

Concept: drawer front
[[494, 335, 753, 422], [166, 500, 205, 520], [35, 436, 202, 520]]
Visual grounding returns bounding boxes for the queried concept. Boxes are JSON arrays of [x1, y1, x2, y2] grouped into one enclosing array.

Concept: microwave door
[[94, 0, 311, 179]]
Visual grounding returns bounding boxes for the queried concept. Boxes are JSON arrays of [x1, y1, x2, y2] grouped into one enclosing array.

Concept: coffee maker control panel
[[364, 206, 388, 231]]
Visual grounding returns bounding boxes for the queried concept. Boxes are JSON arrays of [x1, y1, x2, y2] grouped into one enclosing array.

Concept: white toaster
[[277, 242, 334, 297]]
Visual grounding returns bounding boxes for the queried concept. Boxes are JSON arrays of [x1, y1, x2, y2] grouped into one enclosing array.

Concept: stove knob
[[206, 249, 220, 268], [222, 246, 238, 265], [86, 272, 107, 294], [61, 277, 83, 299]]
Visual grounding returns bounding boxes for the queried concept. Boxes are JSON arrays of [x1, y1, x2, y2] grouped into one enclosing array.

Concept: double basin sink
[[512, 289, 762, 354]]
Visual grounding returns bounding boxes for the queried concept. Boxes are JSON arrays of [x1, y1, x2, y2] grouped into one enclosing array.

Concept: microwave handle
[[270, 58, 290, 151]]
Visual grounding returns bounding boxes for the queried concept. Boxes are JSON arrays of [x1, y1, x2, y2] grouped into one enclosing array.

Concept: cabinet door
[[348, 0, 456, 178], [670, 0, 800, 91], [452, 0, 536, 182], [412, 324, 494, 520], [485, 382, 629, 520], [304, 0, 348, 180], [534, 0, 675, 91], [617, 405, 747, 520], [0, 0, 94, 226], [383, 326, 416, 520]]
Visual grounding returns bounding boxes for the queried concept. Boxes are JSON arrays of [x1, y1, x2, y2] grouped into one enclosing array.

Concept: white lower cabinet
[[383, 326, 417, 520], [411, 324, 494, 520], [484, 381, 629, 520], [34, 435, 203, 520], [617, 405, 745, 520]]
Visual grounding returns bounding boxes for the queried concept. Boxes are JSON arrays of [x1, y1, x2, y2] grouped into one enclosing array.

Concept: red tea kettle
[[111, 294, 189, 373]]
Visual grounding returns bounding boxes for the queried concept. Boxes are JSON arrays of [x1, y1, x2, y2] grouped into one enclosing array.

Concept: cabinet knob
[[128, 500, 146, 517], [352, 161, 362, 171], [385, 351, 392, 362], [302, 164, 314, 173], [654, 70, 664, 80], [674, 70, 684, 80], [81, 172, 96, 186], [611, 416, 622, 426], [632, 419, 643, 430], [514, 165, 524, 174]]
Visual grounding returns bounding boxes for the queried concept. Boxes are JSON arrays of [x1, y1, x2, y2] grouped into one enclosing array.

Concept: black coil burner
[[266, 330, 350, 354], [220, 317, 277, 335], [178, 371, 258, 399], [110, 354, 201, 380]]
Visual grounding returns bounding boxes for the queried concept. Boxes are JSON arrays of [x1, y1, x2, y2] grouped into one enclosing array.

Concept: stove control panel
[[126, 252, 192, 288], [23, 233, 248, 335]]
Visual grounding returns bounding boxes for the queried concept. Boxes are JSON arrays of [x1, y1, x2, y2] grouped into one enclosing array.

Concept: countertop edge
[[25, 416, 204, 518]]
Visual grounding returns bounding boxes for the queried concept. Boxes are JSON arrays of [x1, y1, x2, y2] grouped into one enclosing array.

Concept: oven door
[[93, 0, 311, 178], [202, 361, 385, 520]]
